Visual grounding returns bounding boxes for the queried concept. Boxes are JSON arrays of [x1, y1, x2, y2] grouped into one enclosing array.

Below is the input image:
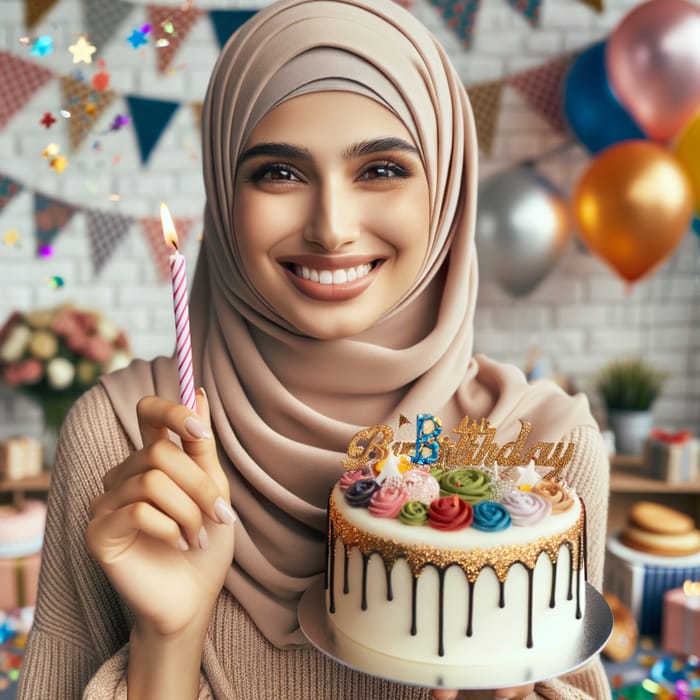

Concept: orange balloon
[[573, 141, 694, 283]]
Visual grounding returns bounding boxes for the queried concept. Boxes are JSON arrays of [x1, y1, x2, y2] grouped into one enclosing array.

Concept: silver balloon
[[475, 166, 571, 296]]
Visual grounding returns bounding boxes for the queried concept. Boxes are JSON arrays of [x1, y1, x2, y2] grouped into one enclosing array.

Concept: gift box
[[645, 429, 699, 483], [0, 436, 42, 481], [0, 551, 41, 610], [661, 581, 700, 657], [605, 534, 700, 635]]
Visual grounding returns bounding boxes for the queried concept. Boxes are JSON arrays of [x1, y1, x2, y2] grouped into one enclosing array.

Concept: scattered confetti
[[30, 35, 53, 57], [107, 194, 121, 202], [127, 28, 148, 48], [155, 39, 170, 48], [71, 69, 86, 82], [109, 114, 130, 131], [42, 143, 60, 159], [141, 24, 152, 34], [39, 112, 56, 129], [85, 102, 96, 116], [49, 156, 68, 173], [37, 244, 54, 258], [2, 230, 20, 246], [68, 35, 97, 64], [92, 59, 110, 91], [46, 275, 65, 289], [18, 36, 31, 46]]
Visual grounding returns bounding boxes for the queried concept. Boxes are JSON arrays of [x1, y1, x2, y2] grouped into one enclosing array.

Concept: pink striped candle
[[160, 203, 196, 410]]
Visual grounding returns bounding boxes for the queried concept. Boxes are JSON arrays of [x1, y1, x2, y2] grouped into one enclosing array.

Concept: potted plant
[[596, 357, 666, 455]]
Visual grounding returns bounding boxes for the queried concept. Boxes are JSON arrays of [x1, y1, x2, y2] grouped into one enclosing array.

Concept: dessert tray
[[298, 579, 613, 690]]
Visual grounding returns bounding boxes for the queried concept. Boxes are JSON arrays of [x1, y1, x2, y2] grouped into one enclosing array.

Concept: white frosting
[[326, 487, 586, 666]]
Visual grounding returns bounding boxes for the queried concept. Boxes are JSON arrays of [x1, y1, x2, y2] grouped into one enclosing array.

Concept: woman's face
[[233, 91, 430, 340]]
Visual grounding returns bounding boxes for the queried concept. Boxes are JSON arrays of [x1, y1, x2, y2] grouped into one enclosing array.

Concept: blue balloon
[[564, 41, 646, 154]]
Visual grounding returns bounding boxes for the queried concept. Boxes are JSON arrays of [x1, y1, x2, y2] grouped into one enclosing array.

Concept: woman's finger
[[91, 469, 206, 550], [493, 683, 535, 698], [86, 501, 190, 561], [430, 690, 458, 700]]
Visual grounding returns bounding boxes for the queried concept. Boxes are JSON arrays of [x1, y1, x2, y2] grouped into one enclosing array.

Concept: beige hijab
[[102, 0, 596, 648]]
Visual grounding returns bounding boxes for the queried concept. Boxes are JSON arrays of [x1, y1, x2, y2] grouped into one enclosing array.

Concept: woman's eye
[[359, 161, 410, 181], [251, 163, 301, 182]]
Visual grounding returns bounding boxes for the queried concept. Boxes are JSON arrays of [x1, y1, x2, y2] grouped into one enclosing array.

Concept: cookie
[[628, 501, 695, 535], [620, 524, 700, 557]]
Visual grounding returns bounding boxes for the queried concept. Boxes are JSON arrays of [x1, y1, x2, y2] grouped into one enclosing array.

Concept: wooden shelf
[[0, 471, 51, 493]]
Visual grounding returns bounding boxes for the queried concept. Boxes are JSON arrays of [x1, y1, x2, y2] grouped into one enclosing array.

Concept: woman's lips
[[280, 256, 382, 302]]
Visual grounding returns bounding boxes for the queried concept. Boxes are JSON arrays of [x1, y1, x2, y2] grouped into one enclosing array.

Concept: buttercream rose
[[439, 468, 492, 503], [532, 480, 574, 513], [344, 478, 380, 507], [428, 495, 474, 531], [472, 501, 511, 532], [369, 486, 408, 518], [501, 490, 551, 526], [402, 469, 440, 504], [398, 501, 429, 526], [339, 469, 369, 491]]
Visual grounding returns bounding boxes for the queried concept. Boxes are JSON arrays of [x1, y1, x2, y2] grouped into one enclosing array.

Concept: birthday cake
[[325, 415, 587, 667]]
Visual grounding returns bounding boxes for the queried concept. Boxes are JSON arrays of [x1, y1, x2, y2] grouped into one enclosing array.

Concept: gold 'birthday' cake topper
[[342, 414, 576, 483]]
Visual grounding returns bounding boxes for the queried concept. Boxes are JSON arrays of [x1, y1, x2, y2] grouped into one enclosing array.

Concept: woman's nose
[[303, 178, 360, 251]]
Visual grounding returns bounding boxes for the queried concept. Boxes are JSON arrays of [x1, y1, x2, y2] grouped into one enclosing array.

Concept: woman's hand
[[431, 684, 536, 699], [85, 389, 237, 638]]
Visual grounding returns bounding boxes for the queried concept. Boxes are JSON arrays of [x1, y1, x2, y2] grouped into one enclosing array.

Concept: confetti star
[[47, 275, 65, 289], [515, 460, 541, 489], [2, 229, 20, 246], [68, 35, 96, 64], [127, 29, 148, 48], [109, 114, 130, 131], [30, 35, 53, 57], [40, 112, 56, 129], [49, 156, 69, 173], [42, 143, 60, 159]]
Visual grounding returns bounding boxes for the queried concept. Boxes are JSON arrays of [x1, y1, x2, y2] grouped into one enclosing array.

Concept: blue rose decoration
[[472, 501, 511, 532]]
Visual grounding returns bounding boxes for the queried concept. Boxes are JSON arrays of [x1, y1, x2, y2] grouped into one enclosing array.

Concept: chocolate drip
[[343, 550, 350, 595], [467, 580, 475, 637], [385, 564, 394, 601], [361, 553, 370, 610], [498, 580, 505, 608], [410, 576, 418, 635], [328, 520, 336, 613], [575, 530, 583, 619], [549, 560, 557, 608], [526, 568, 534, 648], [567, 544, 574, 601], [438, 568, 446, 656]]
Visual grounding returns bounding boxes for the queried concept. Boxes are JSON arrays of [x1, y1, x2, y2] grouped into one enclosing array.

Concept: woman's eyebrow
[[237, 142, 311, 165], [344, 138, 418, 159]]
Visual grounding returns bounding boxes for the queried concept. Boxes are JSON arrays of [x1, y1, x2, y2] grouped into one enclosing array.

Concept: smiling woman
[[17, 1, 611, 699], [233, 91, 430, 339]]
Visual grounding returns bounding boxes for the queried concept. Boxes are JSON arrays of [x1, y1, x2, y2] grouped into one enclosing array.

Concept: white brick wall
[[0, 0, 698, 435]]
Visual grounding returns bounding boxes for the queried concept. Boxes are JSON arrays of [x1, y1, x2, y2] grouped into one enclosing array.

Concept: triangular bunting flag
[[86, 210, 133, 274], [505, 0, 542, 27], [126, 95, 180, 165], [466, 80, 504, 155], [429, 0, 482, 48], [0, 174, 23, 214], [80, 0, 134, 54], [393, 0, 412, 7], [60, 76, 117, 151], [148, 4, 203, 74], [209, 9, 258, 50], [576, 0, 604, 11], [25, 0, 61, 29], [140, 216, 194, 281], [34, 193, 77, 255], [507, 55, 574, 133], [0, 51, 55, 129]]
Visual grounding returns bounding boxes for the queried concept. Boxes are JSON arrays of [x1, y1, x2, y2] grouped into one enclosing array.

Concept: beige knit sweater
[[17, 386, 612, 699]]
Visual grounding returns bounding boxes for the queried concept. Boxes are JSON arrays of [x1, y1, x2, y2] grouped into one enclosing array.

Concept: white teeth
[[294, 263, 372, 284]]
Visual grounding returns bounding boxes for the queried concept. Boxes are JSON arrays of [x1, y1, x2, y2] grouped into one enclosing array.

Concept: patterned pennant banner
[[0, 174, 23, 214], [209, 9, 258, 50], [24, 0, 61, 29], [33, 193, 77, 254], [429, 0, 482, 48], [0, 51, 54, 129], [61, 76, 117, 151], [466, 80, 505, 155], [507, 54, 574, 133], [140, 216, 194, 281], [86, 210, 132, 274], [80, 0, 134, 55], [506, 0, 542, 27], [126, 95, 180, 165], [147, 4, 203, 74]]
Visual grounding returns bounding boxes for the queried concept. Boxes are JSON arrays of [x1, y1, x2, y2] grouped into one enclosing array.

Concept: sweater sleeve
[[16, 386, 216, 700]]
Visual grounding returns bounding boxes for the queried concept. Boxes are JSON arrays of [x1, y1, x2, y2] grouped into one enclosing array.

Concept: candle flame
[[683, 580, 700, 596], [160, 202, 178, 250]]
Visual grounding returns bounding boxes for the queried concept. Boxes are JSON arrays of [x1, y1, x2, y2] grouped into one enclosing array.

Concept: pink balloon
[[606, 0, 700, 142]]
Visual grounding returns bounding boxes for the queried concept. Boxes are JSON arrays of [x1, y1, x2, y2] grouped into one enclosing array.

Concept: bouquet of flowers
[[0, 304, 132, 430]]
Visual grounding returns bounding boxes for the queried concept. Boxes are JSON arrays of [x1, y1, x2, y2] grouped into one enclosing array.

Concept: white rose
[[0, 324, 31, 363], [104, 350, 131, 374], [46, 357, 75, 390], [96, 316, 119, 342]]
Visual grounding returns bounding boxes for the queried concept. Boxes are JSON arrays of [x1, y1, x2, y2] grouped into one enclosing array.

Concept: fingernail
[[214, 496, 237, 525], [184, 416, 211, 439], [197, 386, 208, 401], [178, 535, 189, 551], [198, 526, 209, 550]]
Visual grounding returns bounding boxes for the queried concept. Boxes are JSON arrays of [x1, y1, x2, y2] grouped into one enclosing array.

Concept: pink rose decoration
[[369, 486, 408, 518]]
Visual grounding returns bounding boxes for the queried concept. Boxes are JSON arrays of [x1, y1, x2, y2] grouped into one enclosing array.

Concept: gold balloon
[[573, 141, 694, 283], [674, 113, 700, 210]]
